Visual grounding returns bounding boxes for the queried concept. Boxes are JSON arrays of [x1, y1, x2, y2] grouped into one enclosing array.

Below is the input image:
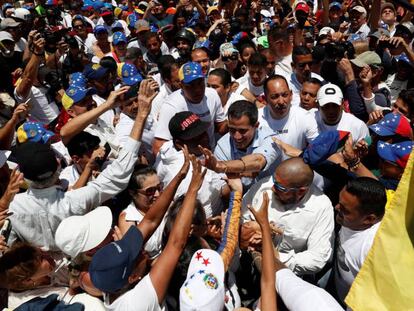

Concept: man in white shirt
[[344, 6, 370, 40], [236, 53, 268, 99], [151, 56, 181, 122], [155, 111, 227, 218], [207, 68, 246, 116], [259, 75, 319, 157], [314, 83, 369, 143], [267, 26, 293, 77], [300, 78, 322, 111], [334, 177, 386, 303], [153, 61, 227, 155], [241, 157, 335, 276], [286, 46, 324, 106]]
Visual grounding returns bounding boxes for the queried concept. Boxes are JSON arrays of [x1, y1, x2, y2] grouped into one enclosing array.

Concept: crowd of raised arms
[[0, 0, 413, 309]]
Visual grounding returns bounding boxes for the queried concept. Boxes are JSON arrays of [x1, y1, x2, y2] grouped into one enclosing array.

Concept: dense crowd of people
[[0, 0, 413, 309]]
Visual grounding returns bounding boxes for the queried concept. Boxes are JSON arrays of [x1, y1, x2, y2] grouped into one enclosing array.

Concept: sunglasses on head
[[272, 175, 300, 193], [138, 182, 164, 196]]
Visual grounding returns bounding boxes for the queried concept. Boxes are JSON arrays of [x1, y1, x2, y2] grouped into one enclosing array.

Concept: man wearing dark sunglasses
[[240, 157, 335, 276], [287, 46, 324, 106]]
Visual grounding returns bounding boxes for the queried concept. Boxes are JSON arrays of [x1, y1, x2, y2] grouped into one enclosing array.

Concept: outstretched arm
[[149, 156, 207, 304], [249, 192, 277, 311]]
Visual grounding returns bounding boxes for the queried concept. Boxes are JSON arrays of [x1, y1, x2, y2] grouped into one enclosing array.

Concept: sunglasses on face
[[272, 175, 300, 193], [297, 61, 313, 69], [138, 182, 164, 196], [222, 55, 238, 62]]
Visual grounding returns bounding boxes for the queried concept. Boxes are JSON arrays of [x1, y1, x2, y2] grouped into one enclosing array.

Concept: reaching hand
[[248, 192, 270, 228], [106, 86, 130, 109], [189, 154, 207, 191], [178, 144, 191, 179], [137, 79, 158, 118], [86, 146, 106, 171], [342, 134, 358, 163], [359, 66, 372, 85], [1, 168, 24, 205], [355, 139, 369, 159], [272, 137, 301, 157], [367, 109, 384, 125], [11, 104, 29, 123], [222, 174, 243, 193], [32, 34, 46, 55], [199, 145, 219, 171]]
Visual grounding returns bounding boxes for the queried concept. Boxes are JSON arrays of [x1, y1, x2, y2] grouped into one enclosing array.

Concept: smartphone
[[0, 219, 12, 244], [94, 143, 111, 167]]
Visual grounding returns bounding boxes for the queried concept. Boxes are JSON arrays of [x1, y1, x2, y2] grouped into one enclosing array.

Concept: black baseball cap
[[14, 142, 58, 181], [169, 111, 210, 140]]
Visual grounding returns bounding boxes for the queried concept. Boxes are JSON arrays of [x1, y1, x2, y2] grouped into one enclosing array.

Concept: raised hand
[[106, 86, 130, 108], [137, 79, 159, 118], [178, 144, 190, 179], [198, 145, 218, 171], [189, 154, 207, 191], [248, 192, 270, 227]]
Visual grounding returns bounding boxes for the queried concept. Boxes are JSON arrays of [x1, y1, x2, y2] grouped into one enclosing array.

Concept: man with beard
[[0, 31, 23, 95], [285, 46, 323, 106], [200, 100, 281, 191], [240, 157, 335, 276]]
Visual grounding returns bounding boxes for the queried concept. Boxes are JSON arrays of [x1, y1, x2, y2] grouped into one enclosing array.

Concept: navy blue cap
[[89, 226, 144, 293], [83, 63, 109, 80]]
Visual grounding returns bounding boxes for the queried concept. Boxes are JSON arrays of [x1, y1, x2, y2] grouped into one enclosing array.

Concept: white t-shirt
[[59, 165, 81, 189], [258, 105, 319, 158], [334, 222, 380, 303], [155, 141, 225, 218], [151, 83, 173, 122], [14, 86, 60, 125], [274, 54, 293, 77], [235, 73, 264, 98], [104, 274, 165, 311], [115, 112, 155, 161], [276, 268, 344, 311], [223, 92, 248, 116], [123, 202, 165, 259], [154, 87, 226, 146], [313, 110, 369, 143]]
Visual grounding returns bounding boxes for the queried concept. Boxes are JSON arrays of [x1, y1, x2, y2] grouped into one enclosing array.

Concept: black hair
[[240, 43, 256, 56], [303, 77, 323, 87], [66, 132, 100, 157], [263, 74, 289, 95], [345, 177, 386, 217], [99, 56, 117, 72], [267, 25, 289, 43], [157, 55, 179, 80], [399, 89, 414, 116], [72, 15, 87, 26], [191, 47, 210, 59], [127, 164, 157, 191], [228, 100, 258, 125], [161, 195, 206, 248], [209, 68, 232, 88], [143, 31, 160, 45], [292, 45, 312, 62], [248, 52, 267, 67]]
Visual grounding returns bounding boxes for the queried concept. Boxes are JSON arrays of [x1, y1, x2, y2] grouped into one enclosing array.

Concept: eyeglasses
[[297, 61, 313, 69], [272, 175, 300, 193], [137, 182, 164, 196], [222, 55, 238, 62]]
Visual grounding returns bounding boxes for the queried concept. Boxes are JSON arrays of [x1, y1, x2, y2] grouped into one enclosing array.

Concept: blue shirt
[[214, 125, 281, 190]]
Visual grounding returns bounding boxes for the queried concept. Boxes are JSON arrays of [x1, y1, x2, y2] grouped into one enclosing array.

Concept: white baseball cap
[[180, 249, 225, 311], [12, 8, 31, 22], [317, 83, 343, 107], [350, 5, 367, 16], [55, 206, 112, 258], [319, 27, 334, 37]]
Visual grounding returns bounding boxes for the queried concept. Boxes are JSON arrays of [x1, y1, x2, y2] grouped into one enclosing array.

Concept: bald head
[[276, 158, 314, 188]]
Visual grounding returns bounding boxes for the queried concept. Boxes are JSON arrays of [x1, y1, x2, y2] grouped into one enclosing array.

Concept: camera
[[324, 41, 355, 61]]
